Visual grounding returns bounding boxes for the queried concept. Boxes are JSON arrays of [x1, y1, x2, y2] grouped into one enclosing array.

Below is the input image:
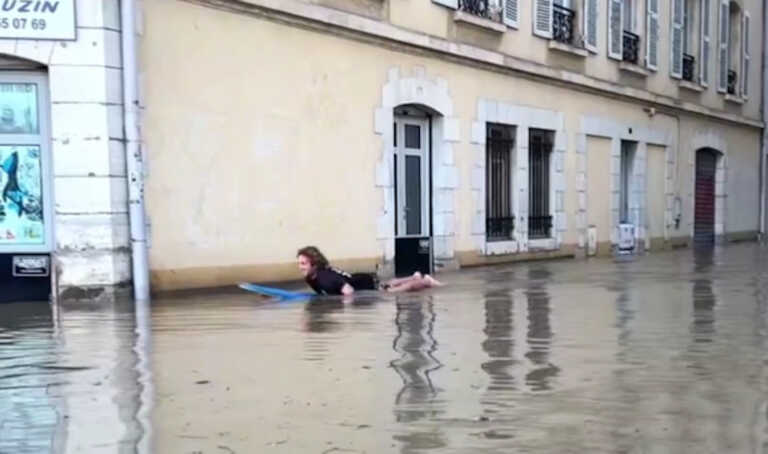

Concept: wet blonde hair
[[297, 246, 329, 270]]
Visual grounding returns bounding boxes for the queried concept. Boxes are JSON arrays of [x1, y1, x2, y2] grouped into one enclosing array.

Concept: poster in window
[[0, 145, 44, 245], [0, 83, 38, 134]]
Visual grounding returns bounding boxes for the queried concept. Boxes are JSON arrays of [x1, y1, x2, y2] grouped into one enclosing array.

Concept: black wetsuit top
[[306, 268, 377, 295]]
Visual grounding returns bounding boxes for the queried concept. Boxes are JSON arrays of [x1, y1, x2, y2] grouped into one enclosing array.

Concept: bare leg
[[385, 273, 445, 293], [384, 272, 422, 287], [386, 278, 429, 293], [423, 274, 444, 287]]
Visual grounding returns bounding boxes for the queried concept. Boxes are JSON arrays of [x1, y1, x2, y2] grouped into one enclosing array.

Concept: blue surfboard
[[238, 283, 315, 301]]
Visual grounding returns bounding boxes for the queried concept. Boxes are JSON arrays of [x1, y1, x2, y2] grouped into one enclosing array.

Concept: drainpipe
[[121, 0, 150, 301], [761, 0, 768, 239]]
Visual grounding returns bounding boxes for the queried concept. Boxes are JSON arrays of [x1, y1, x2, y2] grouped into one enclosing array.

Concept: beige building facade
[[140, 0, 766, 291]]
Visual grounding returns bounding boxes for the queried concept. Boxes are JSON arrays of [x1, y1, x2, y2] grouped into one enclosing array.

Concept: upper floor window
[[717, 0, 750, 98], [435, 0, 519, 28], [608, 0, 644, 65], [534, 0, 598, 52]]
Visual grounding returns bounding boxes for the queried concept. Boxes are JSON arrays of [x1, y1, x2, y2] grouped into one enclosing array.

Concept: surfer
[[297, 246, 443, 296]]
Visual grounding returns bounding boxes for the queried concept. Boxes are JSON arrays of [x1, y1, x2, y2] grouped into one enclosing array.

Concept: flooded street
[[3, 243, 768, 453]]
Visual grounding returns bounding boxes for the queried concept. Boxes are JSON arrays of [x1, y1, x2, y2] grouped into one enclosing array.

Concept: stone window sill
[[548, 40, 588, 57], [528, 238, 557, 251], [453, 11, 506, 33], [724, 94, 745, 104], [679, 80, 704, 92], [484, 240, 518, 255], [619, 62, 650, 77]]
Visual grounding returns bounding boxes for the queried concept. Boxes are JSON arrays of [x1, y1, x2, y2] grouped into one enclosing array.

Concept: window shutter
[[533, 0, 553, 38], [646, 0, 660, 70], [431, 0, 458, 9], [699, 0, 711, 86], [504, 0, 519, 28], [608, 0, 623, 60], [741, 10, 750, 98], [670, 0, 684, 78], [717, 0, 729, 93], [584, 0, 599, 52]]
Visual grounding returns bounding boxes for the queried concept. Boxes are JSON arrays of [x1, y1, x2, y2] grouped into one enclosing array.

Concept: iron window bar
[[682, 54, 696, 82], [553, 4, 576, 45], [622, 30, 640, 64]]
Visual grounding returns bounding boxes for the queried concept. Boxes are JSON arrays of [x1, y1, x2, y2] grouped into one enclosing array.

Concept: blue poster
[[0, 145, 44, 245]]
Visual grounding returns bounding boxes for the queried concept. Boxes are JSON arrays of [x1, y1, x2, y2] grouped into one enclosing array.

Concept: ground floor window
[[486, 123, 515, 241], [529, 129, 554, 239]]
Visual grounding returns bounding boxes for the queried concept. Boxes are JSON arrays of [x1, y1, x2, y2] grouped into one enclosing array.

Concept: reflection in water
[[390, 296, 442, 421], [612, 263, 635, 362], [302, 300, 345, 361], [0, 303, 61, 453], [691, 249, 717, 344], [480, 288, 516, 415], [0, 301, 151, 454], [390, 295, 445, 452], [524, 268, 559, 391], [5, 244, 768, 453]]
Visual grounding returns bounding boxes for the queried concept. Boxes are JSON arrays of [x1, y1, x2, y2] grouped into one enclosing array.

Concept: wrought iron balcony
[[622, 30, 640, 64], [528, 216, 553, 239], [487, 216, 515, 241], [459, 0, 493, 20], [553, 4, 575, 45], [727, 70, 737, 95], [682, 54, 695, 82]]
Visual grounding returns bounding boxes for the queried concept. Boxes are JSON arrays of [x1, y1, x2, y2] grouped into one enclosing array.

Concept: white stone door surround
[[689, 131, 729, 240], [374, 67, 460, 273]]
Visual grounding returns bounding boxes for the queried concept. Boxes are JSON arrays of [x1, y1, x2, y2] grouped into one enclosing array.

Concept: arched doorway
[[694, 148, 721, 244]]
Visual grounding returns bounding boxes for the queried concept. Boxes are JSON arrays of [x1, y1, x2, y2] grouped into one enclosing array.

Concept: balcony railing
[[459, 0, 492, 20], [727, 69, 737, 95], [622, 30, 640, 64], [553, 4, 575, 45], [682, 54, 695, 82]]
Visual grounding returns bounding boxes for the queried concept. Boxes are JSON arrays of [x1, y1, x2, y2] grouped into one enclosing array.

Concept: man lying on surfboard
[[297, 246, 443, 296]]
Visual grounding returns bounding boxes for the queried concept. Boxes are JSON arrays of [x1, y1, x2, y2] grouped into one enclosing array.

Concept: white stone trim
[[529, 238, 557, 250], [472, 100, 565, 255], [688, 130, 728, 239], [374, 67, 459, 272], [578, 116, 675, 250], [0, 2, 131, 292]]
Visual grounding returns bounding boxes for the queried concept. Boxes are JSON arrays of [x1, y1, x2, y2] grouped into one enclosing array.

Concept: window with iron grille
[[486, 124, 515, 241], [528, 129, 553, 239]]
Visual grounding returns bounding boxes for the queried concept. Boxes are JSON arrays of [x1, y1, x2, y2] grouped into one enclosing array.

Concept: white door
[[394, 115, 429, 237]]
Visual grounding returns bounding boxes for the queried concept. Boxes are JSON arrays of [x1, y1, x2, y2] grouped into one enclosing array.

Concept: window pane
[[405, 155, 422, 235], [0, 145, 44, 245], [0, 83, 38, 135], [405, 124, 421, 149], [623, 0, 633, 31]]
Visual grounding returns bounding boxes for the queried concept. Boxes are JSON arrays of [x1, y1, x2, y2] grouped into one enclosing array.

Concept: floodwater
[[2, 243, 768, 453]]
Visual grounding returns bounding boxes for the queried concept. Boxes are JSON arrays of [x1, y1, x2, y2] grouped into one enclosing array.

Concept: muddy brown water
[[2, 243, 768, 453]]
